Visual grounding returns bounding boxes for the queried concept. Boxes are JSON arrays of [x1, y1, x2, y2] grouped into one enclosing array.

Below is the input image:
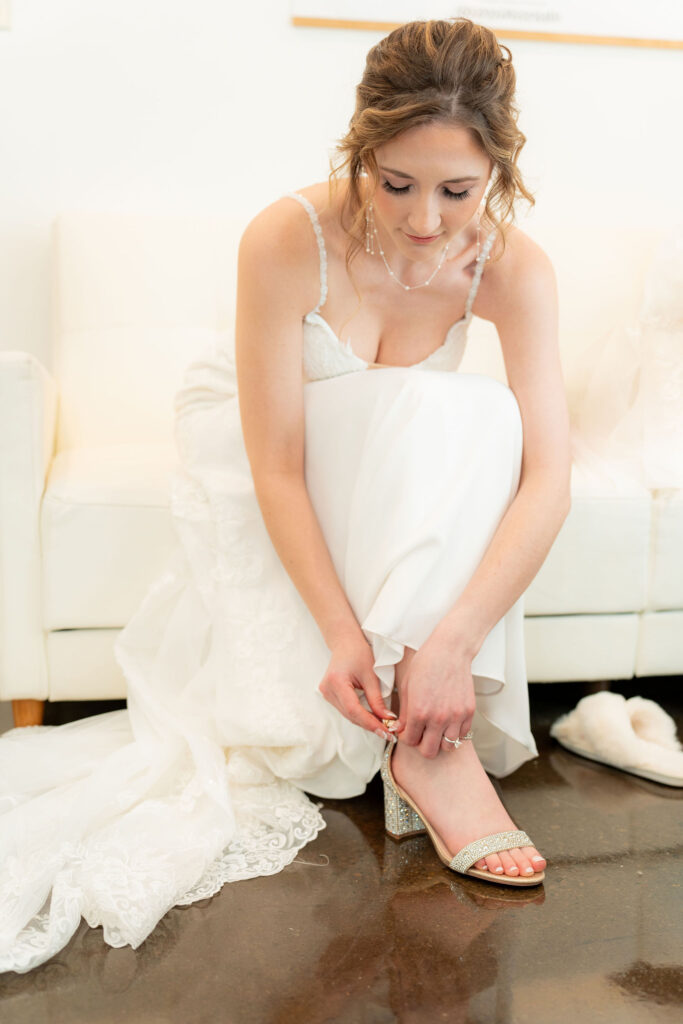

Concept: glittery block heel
[[380, 742, 427, 840], [379, 737, 545, 887]]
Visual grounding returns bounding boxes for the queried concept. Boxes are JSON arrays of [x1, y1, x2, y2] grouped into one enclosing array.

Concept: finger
[[418, 724, 444, 760], [400, 712, 425, 748], [339, 687, 395, 737], [361, 670, 396, 722], [440, 720, 466, 754]]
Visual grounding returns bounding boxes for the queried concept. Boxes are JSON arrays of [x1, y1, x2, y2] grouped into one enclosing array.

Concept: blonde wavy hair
[[329, 17, 535, 272]]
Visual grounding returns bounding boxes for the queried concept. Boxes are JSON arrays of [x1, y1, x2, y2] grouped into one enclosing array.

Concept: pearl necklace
[[374, 225, 450, 291], [365, 202, 451, 291]]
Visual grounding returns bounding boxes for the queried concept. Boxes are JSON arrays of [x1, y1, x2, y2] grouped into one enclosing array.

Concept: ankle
[[393, 738, 450, 777]]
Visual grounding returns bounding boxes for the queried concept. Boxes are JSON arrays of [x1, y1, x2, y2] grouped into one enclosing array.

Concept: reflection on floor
[[1, 678, 681, 1023]]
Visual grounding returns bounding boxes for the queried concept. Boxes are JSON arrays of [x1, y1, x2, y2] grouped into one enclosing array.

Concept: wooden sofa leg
[[12, 699, 46, 727]]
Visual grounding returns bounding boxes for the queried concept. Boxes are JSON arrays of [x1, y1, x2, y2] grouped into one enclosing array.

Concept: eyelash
[[381, 180, 471, 201]]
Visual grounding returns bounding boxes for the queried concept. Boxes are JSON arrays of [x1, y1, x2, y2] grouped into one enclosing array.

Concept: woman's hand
[[391, 633, 476, 758], [318, 633, 396, 740]]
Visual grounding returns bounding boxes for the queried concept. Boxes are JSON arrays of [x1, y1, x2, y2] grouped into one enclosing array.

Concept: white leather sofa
[[1, 211, 681, 727]]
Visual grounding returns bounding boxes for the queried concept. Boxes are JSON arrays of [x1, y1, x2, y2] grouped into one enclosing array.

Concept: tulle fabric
[[0, 350, 537, 974]]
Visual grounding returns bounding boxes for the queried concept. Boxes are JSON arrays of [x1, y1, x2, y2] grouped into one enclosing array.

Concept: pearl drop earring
[[365, 202, 376, 255], [477, 174, 493, 260]]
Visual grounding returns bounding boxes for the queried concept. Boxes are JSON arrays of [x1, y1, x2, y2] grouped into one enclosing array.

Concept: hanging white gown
[[0, 191, 538, 974]]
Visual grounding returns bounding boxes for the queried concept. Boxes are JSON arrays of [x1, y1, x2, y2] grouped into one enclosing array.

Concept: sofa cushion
[[635, 611, 683, 676], [648, 489, 683, 609], [41, 443, 178, 629], [46, 628, 128, 700], [524, 613, 639, 682], [525, 461, 650, 615]]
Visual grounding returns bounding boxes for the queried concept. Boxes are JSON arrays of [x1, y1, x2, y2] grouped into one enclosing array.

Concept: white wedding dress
[[0, 192, 538, 974]]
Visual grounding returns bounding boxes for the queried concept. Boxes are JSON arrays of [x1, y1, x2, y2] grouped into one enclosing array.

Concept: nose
[[406, 197, 442, 238]]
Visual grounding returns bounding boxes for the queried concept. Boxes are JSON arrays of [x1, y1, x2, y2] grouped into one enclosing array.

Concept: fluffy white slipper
[[550, 691, 683, 787]]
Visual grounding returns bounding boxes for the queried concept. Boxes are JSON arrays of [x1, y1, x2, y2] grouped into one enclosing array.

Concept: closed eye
[[381, 180, 471, 201]]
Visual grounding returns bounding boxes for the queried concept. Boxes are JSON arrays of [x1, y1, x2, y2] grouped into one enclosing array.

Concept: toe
[[523, 846, 546, 869], [486, 853, 504, 875], [474, 858, 489, 870], [498, 851, 519, 876], [509, 848, 535, 876]]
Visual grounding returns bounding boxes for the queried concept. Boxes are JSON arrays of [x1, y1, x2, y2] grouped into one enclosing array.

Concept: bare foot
[[390, 737, 547, 878]]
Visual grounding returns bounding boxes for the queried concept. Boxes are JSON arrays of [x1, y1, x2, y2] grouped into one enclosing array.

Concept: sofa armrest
[[0, 352, 58, 699]]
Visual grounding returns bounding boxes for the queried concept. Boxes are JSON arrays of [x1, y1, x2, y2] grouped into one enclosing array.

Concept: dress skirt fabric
[[0, 348, 538, 973]]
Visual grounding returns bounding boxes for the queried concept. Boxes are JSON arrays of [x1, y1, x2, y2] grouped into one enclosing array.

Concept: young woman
[[0, 17, 570, 973], [236, 18, 569, 881]]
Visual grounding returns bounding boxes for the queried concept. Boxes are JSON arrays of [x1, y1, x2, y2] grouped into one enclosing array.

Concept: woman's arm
[[435, 238, 572, 657], [395, 238, 571, 757], [235, 200, 392, 734]]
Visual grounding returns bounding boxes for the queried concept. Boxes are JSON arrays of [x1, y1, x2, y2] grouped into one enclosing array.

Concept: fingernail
[[383, 710, 398, 718], [374, 729, 394, 742]]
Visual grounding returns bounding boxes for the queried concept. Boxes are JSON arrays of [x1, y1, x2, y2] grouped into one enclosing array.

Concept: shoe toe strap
[[450, 830, 533, 873]]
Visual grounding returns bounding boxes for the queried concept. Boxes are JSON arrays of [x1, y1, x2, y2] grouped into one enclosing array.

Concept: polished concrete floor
[[1, 678, 681, 1023]]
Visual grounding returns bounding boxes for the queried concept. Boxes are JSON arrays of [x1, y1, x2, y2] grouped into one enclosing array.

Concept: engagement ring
[[443, 729, 474, 749]]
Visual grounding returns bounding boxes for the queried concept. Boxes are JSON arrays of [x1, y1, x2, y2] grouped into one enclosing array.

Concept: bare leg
[[390, 645, 547, 878]]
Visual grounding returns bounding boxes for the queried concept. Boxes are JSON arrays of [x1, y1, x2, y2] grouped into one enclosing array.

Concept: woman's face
[[367, 121, 493, 264]]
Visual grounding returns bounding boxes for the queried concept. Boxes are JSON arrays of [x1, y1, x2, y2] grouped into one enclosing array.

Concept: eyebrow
[[379, 165, 480, 184]]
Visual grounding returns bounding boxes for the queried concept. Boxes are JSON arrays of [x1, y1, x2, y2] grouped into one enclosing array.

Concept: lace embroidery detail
[[286, 191, 328, 313], [0, 790, 326, 974], [465, 228, 496, 320], [302, 314, 368, 381], [0, 348, 332, 975], [296, 218, 496, 382]]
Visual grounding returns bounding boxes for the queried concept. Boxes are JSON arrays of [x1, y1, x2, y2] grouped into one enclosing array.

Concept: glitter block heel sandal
[[379, 739, 545, 887]]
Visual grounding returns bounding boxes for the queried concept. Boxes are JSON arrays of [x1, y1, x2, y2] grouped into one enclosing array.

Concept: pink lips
[[405, 232, 442, 245]]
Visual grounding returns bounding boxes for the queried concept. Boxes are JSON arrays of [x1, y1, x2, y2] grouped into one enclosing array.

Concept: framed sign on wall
[[291, 2, 683, 49]]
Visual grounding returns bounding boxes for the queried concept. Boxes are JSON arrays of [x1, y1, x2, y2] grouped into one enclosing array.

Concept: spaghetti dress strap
[[464, 228, 497, 322], [285, 191, 328, 314]]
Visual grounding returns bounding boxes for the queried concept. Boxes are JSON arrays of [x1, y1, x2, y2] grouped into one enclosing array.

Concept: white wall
[[1, 1, 681, 367]]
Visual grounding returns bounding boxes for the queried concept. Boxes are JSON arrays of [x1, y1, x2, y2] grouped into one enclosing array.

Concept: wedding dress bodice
[[285, 191, 497, 383]]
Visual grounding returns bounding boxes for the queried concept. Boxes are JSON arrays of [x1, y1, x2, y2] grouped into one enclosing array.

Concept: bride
[[0, 17, 570, 973]]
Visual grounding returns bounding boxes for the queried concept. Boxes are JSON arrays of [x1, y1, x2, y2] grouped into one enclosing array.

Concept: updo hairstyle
[[330, 17, 535, 269]]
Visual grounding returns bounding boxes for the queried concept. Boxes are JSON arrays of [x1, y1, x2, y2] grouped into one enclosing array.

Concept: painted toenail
[[509, 866, 518, 873], [494, 867, 504, 873], [524, 867, 534, 874], [532, 856, 544, 862]]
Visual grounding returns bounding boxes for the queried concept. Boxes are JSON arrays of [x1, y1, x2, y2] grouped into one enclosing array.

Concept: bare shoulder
[[477, 222, 564, 423], [474, 223, 557, 330], [238, 186, 329, 317]]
